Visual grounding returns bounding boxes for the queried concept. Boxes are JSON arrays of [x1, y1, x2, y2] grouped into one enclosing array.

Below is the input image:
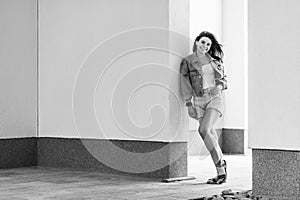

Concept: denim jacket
[[180, 53, 228, 101]]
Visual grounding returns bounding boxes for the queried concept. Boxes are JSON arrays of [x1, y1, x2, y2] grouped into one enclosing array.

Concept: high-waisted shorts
[[193, 91, 224, 120]]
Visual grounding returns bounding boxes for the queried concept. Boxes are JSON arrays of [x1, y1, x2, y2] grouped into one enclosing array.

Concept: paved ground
[[0, 154, 252, 200]]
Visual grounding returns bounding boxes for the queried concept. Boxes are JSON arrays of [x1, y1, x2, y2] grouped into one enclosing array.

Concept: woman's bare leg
[[198, 109, 224, 172]]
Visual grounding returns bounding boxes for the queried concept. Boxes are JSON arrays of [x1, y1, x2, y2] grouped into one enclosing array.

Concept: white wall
[[190, 0, 223, 43], [190, 0, 246, 130], [222, 0, 246, 129], [0, 0, 37, 138], [39, 0, 190, 141], [188, 0, 247, 155], [189, 0, 223, 131], [248, 0, 300, 150]]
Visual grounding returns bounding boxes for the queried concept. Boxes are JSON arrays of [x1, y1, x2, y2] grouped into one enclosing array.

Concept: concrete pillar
[[0, 0, 37, 168], [248, 0, 300, 199], [38, 0, 190, 179]]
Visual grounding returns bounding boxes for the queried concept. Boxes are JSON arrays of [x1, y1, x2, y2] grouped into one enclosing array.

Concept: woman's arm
[[179, 59, 193, 103], [215, 63, 228, 90]]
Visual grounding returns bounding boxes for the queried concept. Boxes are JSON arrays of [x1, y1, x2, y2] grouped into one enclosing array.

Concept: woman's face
[[196, 37, 212, 54]]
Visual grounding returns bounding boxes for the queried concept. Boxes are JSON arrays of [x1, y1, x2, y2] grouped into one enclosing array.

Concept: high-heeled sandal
[[207, 160, 227, 184]]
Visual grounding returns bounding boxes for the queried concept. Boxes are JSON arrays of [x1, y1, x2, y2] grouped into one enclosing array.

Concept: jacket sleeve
[[179, 59, 193, 101], [215, 63, 228, 90]]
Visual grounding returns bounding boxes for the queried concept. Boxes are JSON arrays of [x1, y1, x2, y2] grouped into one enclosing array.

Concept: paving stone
[[222, 189, 234, 195], [191, 188, 275, 200], [215, 197, 224, 200], [0, 155, 254, 199], [222, 195, 236, 199]]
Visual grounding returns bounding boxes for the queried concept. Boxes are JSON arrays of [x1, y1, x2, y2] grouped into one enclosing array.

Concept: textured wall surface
[[38, 138, 187, 179], [222, 129, 244, 154], [253, 149, 300, 199], [0, 138, 37, 168]]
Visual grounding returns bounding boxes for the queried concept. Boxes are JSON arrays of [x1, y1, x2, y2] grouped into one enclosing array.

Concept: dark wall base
[[0, 137, 37, 169], [253, 149, 300, 199], [221, 129, 244, 154], [38, 138, 187, 179], [188, 128, 245, 156]]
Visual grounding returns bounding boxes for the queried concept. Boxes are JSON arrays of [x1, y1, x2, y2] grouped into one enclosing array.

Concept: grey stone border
[[37, 137, 187, 179], [0, 137, 37, 169], [221, 128, 244, 154], [252, 148, 300, 199]]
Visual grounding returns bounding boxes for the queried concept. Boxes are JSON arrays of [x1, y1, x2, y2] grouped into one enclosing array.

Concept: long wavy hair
[[192, 31, 224, 63]]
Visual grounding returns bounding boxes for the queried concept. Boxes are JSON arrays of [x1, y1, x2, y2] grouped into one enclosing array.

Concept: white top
[[201, 63, 215, 89]]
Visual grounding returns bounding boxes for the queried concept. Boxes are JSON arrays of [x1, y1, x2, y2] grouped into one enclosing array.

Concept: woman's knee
[[198, 125, 211, 137]]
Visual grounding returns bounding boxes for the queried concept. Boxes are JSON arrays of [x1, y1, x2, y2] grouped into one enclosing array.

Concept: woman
[[180, 31, 228, 184]]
